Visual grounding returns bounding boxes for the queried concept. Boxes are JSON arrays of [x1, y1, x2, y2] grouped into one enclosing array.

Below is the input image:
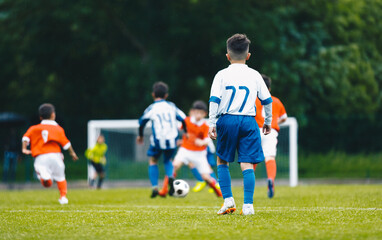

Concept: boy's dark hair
[[226, 33, 251, 60], [39, 103, 55, 119], [261, 74, 272, 90], [152, 81, 168, 98], [192, 100, 208, 112]]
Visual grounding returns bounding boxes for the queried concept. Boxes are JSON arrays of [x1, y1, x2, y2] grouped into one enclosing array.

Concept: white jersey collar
[[190, 116, 205, 126], [41, 120, 58, 125], [229, 63, 247, 67]]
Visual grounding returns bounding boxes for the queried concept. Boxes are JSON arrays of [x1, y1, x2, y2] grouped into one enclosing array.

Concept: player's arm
[[59, 128, 78, 161], [208, 74, 222, 140], [137, 106, 152, 144], [67, 145, 79, 161], [194, 137, 210, 147], [257, 75, 273, 135], [278, 101, 288, 125], [21, 140, 31, 155], [175, 107, 188, 138], [195, 125, 210, 146], [21, 130, 32, 155], [263, 103, 272, 135], [278, 114, 287, 125]]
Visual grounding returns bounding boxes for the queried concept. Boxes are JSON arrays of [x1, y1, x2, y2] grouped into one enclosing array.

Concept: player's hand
[[136, 136, 144, 145], [194, 138, 205, 147], [71, 152, 79, 161], [209, 127, 217, 140], [263, 125, 271, 135], [22, 149, 32, 155], [176, 139, 183, 146]]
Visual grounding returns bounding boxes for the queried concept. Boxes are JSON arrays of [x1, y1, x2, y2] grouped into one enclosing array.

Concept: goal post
[[87, 117, 298, 186], [281, 117, 298, 187]]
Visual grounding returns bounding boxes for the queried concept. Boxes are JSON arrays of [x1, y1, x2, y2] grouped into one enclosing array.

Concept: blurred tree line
[[0, 0, 381, 153]]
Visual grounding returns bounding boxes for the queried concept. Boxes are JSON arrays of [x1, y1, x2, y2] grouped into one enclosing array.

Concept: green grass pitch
[[1, 184, 381, 239]]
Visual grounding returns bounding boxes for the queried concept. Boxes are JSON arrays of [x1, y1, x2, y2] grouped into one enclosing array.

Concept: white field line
[[6, 210, 134, 213], [3, 206, 380, 213]]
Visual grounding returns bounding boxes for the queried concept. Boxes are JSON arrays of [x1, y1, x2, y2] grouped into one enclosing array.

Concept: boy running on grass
[[159, 100, 222, 197], [254, 74, 287, 198], [208, 34, 272, 215], [22, 103, 79, 204]]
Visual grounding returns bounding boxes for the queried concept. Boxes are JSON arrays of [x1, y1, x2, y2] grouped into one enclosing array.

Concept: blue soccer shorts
[[147, 145, 176, 162], [216, 114, 264, 164]]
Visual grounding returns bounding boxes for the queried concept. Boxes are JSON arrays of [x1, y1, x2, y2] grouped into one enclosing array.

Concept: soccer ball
[[172, 179, 190, 198]]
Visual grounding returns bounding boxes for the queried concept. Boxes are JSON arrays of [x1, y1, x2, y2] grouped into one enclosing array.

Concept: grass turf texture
[[1, 185, 381, 240]]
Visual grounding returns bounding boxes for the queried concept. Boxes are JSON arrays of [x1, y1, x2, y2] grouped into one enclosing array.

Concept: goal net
[[87, 118, 298, 186]]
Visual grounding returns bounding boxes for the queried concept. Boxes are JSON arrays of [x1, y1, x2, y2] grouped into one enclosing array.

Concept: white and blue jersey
[[208, 64, 273, 163], [208, 64, 272, 128], [139, 100, 186, 150]]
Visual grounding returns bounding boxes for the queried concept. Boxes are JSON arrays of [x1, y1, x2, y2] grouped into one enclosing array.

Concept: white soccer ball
[[172, 179, 190, 198]]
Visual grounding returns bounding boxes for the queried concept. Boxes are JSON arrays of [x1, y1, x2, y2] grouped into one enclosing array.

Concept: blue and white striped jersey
[[209, 64, 272, 127], [139, 100, 186, 149]]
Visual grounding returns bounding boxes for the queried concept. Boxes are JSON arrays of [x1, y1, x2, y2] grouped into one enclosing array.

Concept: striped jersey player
[[137, 81, 187, 198]]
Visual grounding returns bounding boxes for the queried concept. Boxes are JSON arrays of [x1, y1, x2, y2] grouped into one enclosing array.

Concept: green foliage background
[[1, 0, 382, 153]]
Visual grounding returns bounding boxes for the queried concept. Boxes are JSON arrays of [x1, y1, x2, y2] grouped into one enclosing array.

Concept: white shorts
[[34, 153, 66, 182], [260, 128, 279, 158], [174, 147, 211, 175]]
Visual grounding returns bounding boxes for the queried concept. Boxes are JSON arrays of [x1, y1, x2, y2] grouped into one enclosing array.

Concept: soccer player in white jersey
[[137, 81, 187, 198], [208, 34, 273, 215]]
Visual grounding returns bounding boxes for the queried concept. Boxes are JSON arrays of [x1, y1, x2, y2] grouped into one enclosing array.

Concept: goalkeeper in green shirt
[[85, 135, 108, 189]]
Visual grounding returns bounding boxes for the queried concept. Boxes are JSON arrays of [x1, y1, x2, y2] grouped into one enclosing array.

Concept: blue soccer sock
[[210, 172, 218, 181], [217, 165, 232, 199], [148, 164, 159, 187], [191, 167, 203, 182], [164, 160, 174, 178], [242, 169, 255, 204]]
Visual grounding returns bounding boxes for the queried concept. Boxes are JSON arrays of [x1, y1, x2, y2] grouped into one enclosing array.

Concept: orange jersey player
[[22, 103, 79, 204], [254, 74, 287, 198], [159, 101, 222, 198]]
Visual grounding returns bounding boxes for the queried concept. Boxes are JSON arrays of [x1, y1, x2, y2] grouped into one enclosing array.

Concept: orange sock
[[159, 176, 169, 195], [266, 159, 277, 181], [253, 163, 258, 171], [208, 179, 222, 197], [40, 179, 53, 188], [57, 180, 67, 198]]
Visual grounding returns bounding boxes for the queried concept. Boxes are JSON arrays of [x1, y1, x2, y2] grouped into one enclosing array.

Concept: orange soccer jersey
[[22, 120, 71, 157], [181, 116, 209, 151], [255, 96, 287, 132]]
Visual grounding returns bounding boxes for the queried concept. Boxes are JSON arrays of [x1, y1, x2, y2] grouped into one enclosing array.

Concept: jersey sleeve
[[57, 127, 71, 150], [175, 106, 186, 122], [209, 72, 223, 105], [139, 104, 153, 127], [208, 72, 223, 127], [278, 99, 288, 120], [22, 127, 33, 143]]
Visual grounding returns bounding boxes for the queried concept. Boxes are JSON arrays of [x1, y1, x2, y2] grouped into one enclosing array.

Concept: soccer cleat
[[240, 204, 254, 215], [192, 181, 207, 192], [158, 188, 168, 197], [267, 178, 274, 198], [168, 178, 175, 196], [58, 196, 69, 205], [217, 197, 236, 215], [150, 189, 159, 198]]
